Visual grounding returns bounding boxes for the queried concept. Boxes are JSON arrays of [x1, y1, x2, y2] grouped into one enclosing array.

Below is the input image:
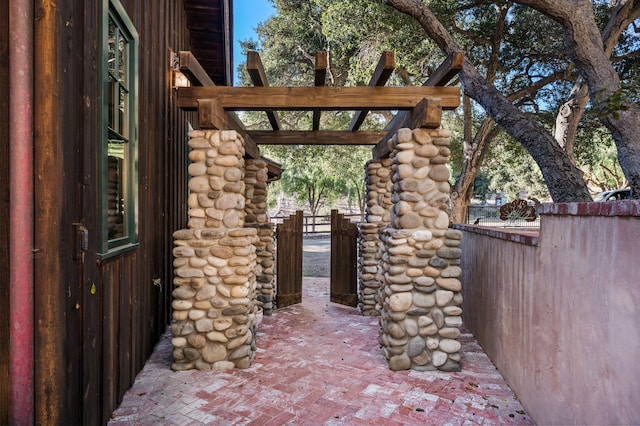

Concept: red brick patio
[[109, 278, 533, 425]]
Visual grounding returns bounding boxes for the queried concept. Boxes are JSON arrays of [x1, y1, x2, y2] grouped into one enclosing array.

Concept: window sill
[[97, 242, 139, 261]]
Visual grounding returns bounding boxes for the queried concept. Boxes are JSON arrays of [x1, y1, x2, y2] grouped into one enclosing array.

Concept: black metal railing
[[466, 205, 540, 228]]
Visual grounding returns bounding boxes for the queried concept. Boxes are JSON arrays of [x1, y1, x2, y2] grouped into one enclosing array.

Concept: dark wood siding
[[0, 0, 10, 422], [30, 1, 202, 424]]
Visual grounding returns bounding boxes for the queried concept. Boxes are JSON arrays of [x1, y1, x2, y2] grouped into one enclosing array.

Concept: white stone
[[444, 316, 463, 327], [435, 290, 454, 307], [389, 292, 413, 312], [188, 176, 210, 192], [396, 128, 413, 142], [436, 277, 461, 292], [171, 337, 187, 348], [188, 162, 207, 177], [435, 211, 450, 229], [444, 306, 462, 316], [413, 292, 435, 308], [426, 337, 439, 350], [412, 230, 432, 242], [439, 339, 461, 354], [396, 150, 414, 164], [432, 350, 448, 367], [213, 318, 233, 331]]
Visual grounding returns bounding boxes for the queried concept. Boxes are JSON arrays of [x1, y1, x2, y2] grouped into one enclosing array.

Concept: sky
[[233, 0, 276, 84]]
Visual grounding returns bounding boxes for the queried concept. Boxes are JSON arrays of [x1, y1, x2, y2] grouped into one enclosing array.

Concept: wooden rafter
[[247, 51, 281, 130], [179, 51, 215, 86], [372, 51, 464, 159], [177, 86, 460, 111], [247, 130, 388, 145], [312, 51, 328, 131], [348, 50, 395, 131]]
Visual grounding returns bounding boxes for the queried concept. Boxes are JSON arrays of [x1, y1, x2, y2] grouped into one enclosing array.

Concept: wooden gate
[[330, 210, 358, 307], [276, 211, 304, 308]]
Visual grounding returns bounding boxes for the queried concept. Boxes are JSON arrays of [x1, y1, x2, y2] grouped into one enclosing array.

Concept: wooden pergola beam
[[246, 51, 281, 131], [349, 50, 395, 131], [179, 51, 215, 86], [178, 86, 460, 111], [247, 130, 388, 145], [312, 51, 328, 131], [372, 51, 463, 159], [424, 51, 464, 87]]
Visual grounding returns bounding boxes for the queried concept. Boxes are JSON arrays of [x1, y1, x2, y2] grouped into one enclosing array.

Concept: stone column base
[[378, 227, 463, 372], [171, 227, 259, 371]]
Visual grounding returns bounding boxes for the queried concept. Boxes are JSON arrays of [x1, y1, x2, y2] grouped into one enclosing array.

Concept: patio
[[110, 277, 532, 425]]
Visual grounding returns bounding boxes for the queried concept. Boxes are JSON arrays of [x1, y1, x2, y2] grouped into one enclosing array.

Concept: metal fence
[[466, 205, 540, 228]]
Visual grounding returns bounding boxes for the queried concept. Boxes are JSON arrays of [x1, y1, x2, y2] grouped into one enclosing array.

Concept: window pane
[[107, 140, 127, 239], [108, 18, 116, 76], [118, 33, 128, 84], [119, 85, 128, 138], [108, 74, 116, 129]]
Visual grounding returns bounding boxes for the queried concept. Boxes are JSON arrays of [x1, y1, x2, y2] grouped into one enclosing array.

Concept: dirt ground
[[302, 236, 330, 277]]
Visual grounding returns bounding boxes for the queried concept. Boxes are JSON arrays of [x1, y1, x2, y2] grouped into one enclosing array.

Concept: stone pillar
[[358, 158, 392, 316], [378, 127, 463, 372], [171, 130, 259, 371], [244, 158, 275, 316]]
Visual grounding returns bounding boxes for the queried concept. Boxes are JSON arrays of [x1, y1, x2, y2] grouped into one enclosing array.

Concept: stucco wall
[[456, 200, 640, 425]]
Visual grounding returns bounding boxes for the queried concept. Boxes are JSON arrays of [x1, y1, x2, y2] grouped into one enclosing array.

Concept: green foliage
[[262, 144, 370, 215], [574, 127, 627, 191], [592, 81, 640, 120], [239, 0, 639, 205], [483, 136, 549, 201]]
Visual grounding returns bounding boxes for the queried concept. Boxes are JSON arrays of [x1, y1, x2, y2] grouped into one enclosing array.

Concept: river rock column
[[358, 158, 392, 316], [245, 158, 275, 316], [171, 130, 259, 371], [378, 127, 463, 372]]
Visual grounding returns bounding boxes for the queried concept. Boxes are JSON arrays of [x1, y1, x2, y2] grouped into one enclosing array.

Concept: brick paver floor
[[110, 278, 534, 425]]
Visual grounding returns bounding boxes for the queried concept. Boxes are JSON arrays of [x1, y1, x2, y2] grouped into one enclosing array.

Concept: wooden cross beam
[[348, 50, 395, 131], [312, 51, 328, 131], [247, 130, 388, 145], [177, 86, 460, 111], [247, 51, 282, 130]]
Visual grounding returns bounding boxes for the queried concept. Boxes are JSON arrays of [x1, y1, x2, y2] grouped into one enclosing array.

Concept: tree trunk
[[552, 1, 640, 167], [451, 116, 500, 223], [514, 0, 640, 198], [385, 0, 592, 202], [554, 78, 588, 163]]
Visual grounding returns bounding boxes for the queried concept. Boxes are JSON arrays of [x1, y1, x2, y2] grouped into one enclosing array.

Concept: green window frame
[[98, 0, 139, 258]]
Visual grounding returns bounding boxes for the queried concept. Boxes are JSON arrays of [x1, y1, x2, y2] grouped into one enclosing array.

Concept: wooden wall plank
[[101, 262, 119, 425], [25, 0, 206, 423], [81, 0, 103, 422]]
